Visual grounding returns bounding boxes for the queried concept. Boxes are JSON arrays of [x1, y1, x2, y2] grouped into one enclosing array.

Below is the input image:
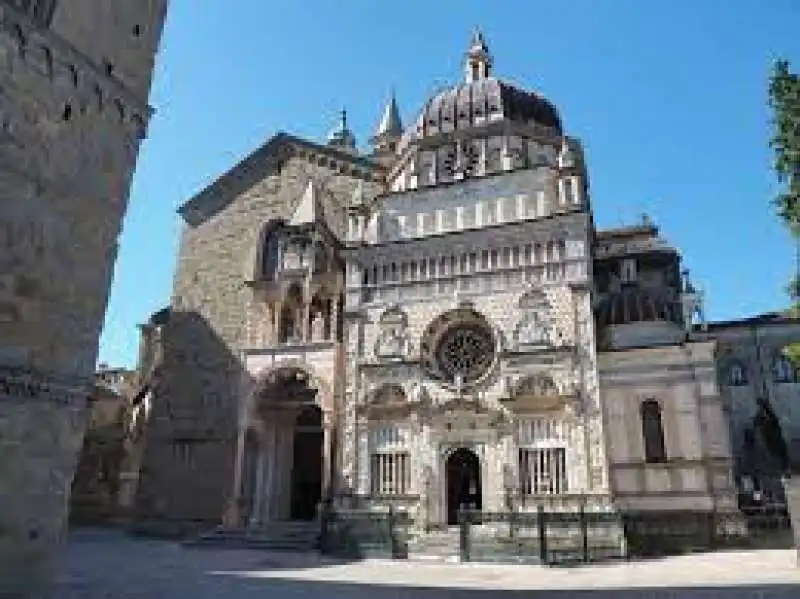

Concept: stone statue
[[376, 327, 407, 359], [516, 312, 550, 347], [312, 312, 327, 341]]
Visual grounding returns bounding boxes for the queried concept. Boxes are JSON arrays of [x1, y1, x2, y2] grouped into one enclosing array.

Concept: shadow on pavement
[[55, 529, 800, 599]]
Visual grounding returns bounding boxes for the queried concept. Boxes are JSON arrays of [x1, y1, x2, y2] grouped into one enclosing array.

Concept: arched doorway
[[445, 448, 482, 525], [290, 404, 323, 520]]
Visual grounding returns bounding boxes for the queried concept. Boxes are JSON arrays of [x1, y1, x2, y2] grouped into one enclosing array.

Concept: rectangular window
[[641, 399, 667, 463], [621, 258, 638, 283], [370, 452, 411, 495], [518, 448, 567, 495]]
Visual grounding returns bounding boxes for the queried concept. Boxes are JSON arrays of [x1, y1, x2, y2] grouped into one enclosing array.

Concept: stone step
[[186, 522, 321, 552]]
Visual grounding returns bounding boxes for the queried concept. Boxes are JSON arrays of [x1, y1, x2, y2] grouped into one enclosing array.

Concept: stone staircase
[[185, 520, 321, 553], [407, 527, 462, 561]]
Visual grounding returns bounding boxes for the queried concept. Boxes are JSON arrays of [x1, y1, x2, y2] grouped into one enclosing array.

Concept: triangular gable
[[178, 132, 382, 227]]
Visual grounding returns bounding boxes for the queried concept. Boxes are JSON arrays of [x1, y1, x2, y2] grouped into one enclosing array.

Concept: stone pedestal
[[0, 371, 88, 597], [783, 476, 800, 566]]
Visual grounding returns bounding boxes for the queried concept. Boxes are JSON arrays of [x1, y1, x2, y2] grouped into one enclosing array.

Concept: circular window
[[420, 308, 496, 387], [436, 323, 495, 384]]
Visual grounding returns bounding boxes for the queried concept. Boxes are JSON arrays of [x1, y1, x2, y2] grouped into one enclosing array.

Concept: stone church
[[131, 32, 800, 539]]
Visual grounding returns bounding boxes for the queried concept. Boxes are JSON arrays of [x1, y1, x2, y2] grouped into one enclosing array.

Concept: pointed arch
[[247, 218, 285, 282]]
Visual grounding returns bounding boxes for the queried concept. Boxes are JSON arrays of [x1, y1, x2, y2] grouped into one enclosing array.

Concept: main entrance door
[[445, 447, 482, 525], [290, 405, 323, 520]]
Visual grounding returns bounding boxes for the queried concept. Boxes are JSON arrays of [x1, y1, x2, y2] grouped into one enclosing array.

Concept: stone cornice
[[178, 133, 385, 227], [345, 210, 588, 259]]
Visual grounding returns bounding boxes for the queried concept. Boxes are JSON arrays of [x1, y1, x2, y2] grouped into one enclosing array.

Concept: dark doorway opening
[[290, 405, 323, 520], [445, 447, 482, 525]]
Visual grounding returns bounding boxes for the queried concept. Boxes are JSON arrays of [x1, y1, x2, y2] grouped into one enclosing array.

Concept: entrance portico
[[228, 366, 332, 527]]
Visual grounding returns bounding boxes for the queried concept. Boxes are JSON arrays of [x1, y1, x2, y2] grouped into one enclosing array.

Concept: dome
[[596, 286, 682, 328], [398, 31, 562, 152], [399, 78, 562, 152]]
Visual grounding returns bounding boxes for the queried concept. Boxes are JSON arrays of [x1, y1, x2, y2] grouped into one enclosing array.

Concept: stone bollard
[[782, 476, 800, 567]]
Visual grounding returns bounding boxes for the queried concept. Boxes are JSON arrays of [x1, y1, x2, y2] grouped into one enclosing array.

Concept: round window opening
[[435, 322, 495, 385]]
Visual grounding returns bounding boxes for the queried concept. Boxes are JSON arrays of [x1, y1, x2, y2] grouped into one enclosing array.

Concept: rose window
[[420, 308, 497, 387]]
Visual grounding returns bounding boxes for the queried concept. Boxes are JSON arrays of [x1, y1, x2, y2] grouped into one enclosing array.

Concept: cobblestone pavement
[[53, 528, 800, 598]]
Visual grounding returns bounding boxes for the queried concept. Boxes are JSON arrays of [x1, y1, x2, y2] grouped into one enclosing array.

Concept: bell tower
[[49, 0, 169, 99], [0, 1, 168, 595]]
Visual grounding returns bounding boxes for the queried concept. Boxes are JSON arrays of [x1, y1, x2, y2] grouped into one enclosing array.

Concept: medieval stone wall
[[0, 3, 166, 594]]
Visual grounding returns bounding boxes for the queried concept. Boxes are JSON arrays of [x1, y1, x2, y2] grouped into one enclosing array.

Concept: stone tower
[[0, 1, 168, 594]]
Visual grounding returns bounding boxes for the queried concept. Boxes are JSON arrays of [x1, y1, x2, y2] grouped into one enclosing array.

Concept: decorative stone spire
[[371, 90, 402, 153], [327, 107, 357, 153], [465, 28, 492, 83], [289, 180, 326, 226]]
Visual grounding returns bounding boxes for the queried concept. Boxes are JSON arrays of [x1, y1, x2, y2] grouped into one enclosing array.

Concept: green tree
[[768, 59, 800, 363]]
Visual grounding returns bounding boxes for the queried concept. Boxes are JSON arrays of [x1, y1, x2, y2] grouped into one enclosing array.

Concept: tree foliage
[[769, 59, 800, 229], [769, 60, 800, 366]]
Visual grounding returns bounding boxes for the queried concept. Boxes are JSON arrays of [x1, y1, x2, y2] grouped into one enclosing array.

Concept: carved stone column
[[272, 301, 282, 344], [223, 424, 247, 528], [331, 298, 341, 341], [262, 422, 277, 522], [356, 416, 370, 496], [302, 299, 311, 343], [249, 440, 266, 528], [322, 411, 334, 501]]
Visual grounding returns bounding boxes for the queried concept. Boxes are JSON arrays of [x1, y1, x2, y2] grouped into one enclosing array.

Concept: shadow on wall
[[131, 308, 249, 538]]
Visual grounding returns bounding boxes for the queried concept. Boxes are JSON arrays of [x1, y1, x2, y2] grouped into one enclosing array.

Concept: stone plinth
[[783, 476, 800, 566], [0, 370, 88, 596]]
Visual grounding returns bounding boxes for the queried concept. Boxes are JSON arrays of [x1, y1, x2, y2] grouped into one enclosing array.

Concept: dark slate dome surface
[[400, 77, 562, 150], [597, 286, 682, 328]]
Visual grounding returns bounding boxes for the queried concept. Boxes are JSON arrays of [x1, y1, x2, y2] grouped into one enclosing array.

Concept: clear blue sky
[[97, 0, 800, 369]]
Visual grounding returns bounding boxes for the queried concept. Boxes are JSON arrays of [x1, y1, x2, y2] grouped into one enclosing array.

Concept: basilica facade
[[129, 33, 800, 537]]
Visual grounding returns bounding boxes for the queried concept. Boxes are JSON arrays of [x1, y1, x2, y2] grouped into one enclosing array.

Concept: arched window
[[641, 399, 667, 463], [260, 222, 283, 280], [726, 361, 748, 386], [772, 354, 796, 384]]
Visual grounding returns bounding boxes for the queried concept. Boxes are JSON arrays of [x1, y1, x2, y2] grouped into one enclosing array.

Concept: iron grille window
[[370, 452, 410, 495], [518, 447, 567, 495]]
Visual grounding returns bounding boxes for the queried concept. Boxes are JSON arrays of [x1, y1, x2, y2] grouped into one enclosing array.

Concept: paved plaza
[[51, 528, 800, 598]]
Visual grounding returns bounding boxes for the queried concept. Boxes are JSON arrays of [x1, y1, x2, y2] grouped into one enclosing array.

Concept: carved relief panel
[[374, 306, 413, 361], [512, 289, 556, 350]]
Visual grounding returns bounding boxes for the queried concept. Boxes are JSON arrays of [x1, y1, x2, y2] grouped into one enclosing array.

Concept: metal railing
[[319, 501, 795, 565]]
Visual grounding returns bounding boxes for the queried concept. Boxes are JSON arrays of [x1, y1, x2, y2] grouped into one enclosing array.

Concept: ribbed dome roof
[[398, 31, 562, 152], [401, 78, 561, 146], [597, 286, 682, 328]]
